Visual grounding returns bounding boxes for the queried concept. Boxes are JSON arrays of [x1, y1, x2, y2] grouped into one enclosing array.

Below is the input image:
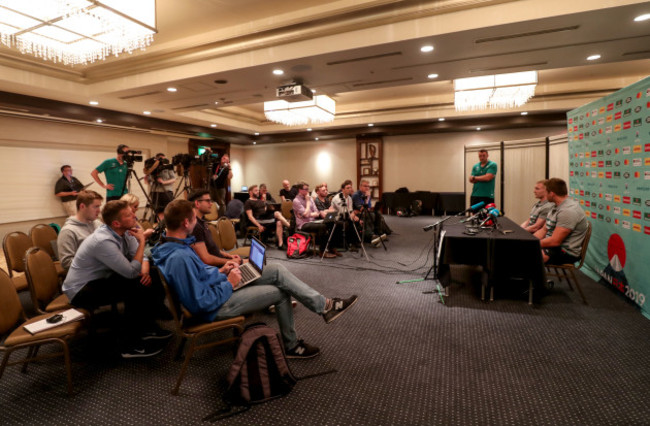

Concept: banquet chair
[[2, 231, 32, 292], [29, 224, 66, 278], [545, 221, 591, 304]]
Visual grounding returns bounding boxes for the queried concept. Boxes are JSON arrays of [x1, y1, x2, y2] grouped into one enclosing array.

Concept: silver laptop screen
[[249, 238, 265, 271]]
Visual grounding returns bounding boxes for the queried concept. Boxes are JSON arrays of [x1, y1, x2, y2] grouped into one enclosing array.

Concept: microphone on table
[[457, 201, 486, 216], [479, 208, 501, 227], [460, 207, 489, 223]]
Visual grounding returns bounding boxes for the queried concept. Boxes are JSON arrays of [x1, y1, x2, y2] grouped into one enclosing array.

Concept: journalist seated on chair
[[533, 178, 588, 264], [188, 189, 244, 267], [244, 184, 290, 249], [293, 181, 339, 258], [152, 199, 358, 359], [62, 200, 171, 359]]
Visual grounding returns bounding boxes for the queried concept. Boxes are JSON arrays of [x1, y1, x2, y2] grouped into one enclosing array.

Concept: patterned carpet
[[2, 215, 650, 425]]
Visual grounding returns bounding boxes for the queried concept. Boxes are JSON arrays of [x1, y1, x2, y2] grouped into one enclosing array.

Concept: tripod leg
[[320, 223, 337, 262]]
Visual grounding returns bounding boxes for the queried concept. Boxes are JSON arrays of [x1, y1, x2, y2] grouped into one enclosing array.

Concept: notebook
[[235, 237, 266, 290], [23, 308, 85, 335]]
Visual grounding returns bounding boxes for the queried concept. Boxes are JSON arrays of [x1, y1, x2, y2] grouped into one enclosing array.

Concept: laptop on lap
[[235, 237, 266, 289]]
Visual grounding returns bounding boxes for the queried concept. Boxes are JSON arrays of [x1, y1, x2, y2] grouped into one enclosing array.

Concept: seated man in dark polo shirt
[[245, 184, 290, 249], [188, 189, 243, 268]]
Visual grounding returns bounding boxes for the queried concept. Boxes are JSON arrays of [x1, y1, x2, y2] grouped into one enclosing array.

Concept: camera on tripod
[[144, 157, 174, 179], [123, 150, 143, 166], [171, 153, 195, 171]]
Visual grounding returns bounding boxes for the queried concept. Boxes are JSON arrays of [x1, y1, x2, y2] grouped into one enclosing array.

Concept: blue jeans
[[214, 264, 326, 349]]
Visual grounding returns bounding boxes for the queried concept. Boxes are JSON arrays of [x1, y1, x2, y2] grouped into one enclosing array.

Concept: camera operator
[[91, 144, 130, 201], [352, 179, 387, 240], [331, 180, 362, 249], [54, 165, 85, 217], [144, 153, 176, 211], [209, 153, 232, 217]]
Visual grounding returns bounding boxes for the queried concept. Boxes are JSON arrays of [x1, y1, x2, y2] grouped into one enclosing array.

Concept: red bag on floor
[[286, 232, 311, 259]]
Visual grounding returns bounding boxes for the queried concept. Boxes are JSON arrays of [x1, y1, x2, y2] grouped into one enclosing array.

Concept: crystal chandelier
[[454, 71, 537, 112], [0, 0, 156, 66], [264, 95, 336, 127]]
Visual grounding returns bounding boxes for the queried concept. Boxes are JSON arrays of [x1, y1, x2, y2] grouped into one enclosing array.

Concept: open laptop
[[235, 236, 266, 290]]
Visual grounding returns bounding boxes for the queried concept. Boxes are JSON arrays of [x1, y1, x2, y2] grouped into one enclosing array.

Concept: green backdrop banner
[[567, 76, 650, 319]]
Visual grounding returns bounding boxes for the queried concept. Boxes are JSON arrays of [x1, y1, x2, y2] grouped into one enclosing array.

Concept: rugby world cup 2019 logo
[[597, 233, 628, 294]]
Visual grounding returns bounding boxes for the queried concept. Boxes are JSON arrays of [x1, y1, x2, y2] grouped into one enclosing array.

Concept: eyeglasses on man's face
[[198, 198, 212, 203]]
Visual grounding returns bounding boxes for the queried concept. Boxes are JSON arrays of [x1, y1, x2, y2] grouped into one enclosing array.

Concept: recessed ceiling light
[[166, 87, 177, 92], [368, 123, 374, 127], [96, 119, 103, 123], [420, 45, 434, 53], [634, 13, 650, 22], [306, 128, 312, 131], [438, 118, 445, 121], [253, 141, 257, 145], [311, 89, 316, 93], [214, 101, 219, 105], [272, 69, 284, 75], [315, 138, 319, 141], [143, 111, 151, 115], [587, 54, 601, 61], [427, 73, 439, 79], [476, 127, 481, 131], [89, 101, 99, 106], [521, 111, 528, 115], [254, 132, 260, 135], [210, 124, 217, 128]]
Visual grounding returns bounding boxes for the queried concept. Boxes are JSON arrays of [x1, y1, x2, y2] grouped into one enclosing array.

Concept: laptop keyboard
[[240, 264, 257, 282]]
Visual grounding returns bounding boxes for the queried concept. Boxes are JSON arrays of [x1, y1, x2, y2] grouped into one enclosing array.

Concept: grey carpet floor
[[2, 215, 649, 425]]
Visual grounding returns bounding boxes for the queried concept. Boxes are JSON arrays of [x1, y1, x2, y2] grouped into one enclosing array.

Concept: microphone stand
[[396, 215, 454, 304]]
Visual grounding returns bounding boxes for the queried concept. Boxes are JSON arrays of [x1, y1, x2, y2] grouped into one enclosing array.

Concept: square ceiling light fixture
[[264, 95, 336, 127], [0, 0, 156, 66], [454, 71, 538, 112]]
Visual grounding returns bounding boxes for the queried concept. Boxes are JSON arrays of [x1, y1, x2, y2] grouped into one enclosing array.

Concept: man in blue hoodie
[[152, 199, 358, 359]]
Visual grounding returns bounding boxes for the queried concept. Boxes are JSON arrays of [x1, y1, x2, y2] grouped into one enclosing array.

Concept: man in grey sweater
[[57, 190, 103, 270]]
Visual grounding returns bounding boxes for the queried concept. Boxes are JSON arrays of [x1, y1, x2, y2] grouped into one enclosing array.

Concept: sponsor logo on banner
[[599, 117, 605, 125], [634, 118, 642, 127], [570, 171, 574, 176], [592, 109, 598, 116], [598, 172, 605, 178], [592, 151, 597, 157], [607, 103, 614, 111], [614, 171, 621, 178], [624, 121, 631, 129], [635, 171, 641, 178], [615, 218, 620, 224], [592, 212, 598, 219], [585, 200, 591, 207], [624, 172, 631, 179], [614, 206, 621, 214], [645, 212, 650, 221], [633, 197, 641, 205], [598, 214, 604, 221], [633, 211, 642, 219], [605, 194, 612, 201], [645, 171, 650, 180], [606, 216, 612, 223], [633, 224, 642, 232], [606, 160, 612, 167], [635, 106, 642, 113], [600, 106, 606, 113], [606, 115, 613, 122], [623, 220, 631, 229], [646, 158, 650, 166], [591, 161, 597, 167], [569, 118, 573, 124], [634, 145, 642, 153], [633, 158, 642, 167], [614, 124, 622, 132], [623, 209, 631, 216], [623, 196, 631, 204], [624, 159, 630, 165], [580, 199, 585, 205], [646, 144, 650, 152], [624, 108, 631, 117], [616, 99, 623, 107], [598, 161, 604, 167], [614, 195, 621, 203], [606, 172, 612, 178], [580, 190, 585, 196], [615, 112, 622, 120], [623, 146, 631, 154], [645, 226, 650, 235]]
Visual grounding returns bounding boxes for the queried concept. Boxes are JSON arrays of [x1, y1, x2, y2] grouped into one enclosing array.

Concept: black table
[[437, 216, 545, 304], [381, 191, 465, 215]]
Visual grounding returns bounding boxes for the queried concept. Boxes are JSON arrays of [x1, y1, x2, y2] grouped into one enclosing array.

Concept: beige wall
[[0, 113, 568, 241], [0, 115, 189, 238]]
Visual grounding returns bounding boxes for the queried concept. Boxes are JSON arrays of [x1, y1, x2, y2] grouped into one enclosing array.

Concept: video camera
[[123, 150, 143, 166], [172, 153, 196, 171]]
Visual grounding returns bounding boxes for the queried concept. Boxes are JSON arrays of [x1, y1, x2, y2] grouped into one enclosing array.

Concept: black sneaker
[[141, 327, 173, 341], [323, 295, 359, 324], [286, 340, 320, 359], [121, 343, 164, 359]]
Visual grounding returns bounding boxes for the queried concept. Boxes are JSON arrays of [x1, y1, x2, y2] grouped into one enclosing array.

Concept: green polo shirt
[[470, 160, 497, 198], [95, 158, 127, 198]]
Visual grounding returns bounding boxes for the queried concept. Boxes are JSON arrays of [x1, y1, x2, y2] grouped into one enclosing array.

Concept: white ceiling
[[0, 0, 649, 138]]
